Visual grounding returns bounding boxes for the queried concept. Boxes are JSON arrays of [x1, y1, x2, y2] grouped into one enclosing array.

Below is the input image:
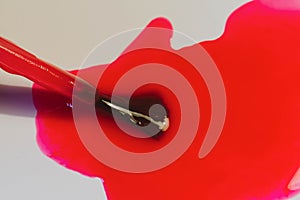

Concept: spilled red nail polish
[[32, 1, 300, 199]]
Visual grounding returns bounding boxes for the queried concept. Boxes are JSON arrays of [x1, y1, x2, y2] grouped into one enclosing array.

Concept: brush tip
[[160, 116, 170, 132]]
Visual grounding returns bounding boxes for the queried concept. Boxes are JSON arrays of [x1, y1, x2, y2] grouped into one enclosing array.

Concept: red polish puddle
[[32, 1, 300, 199]]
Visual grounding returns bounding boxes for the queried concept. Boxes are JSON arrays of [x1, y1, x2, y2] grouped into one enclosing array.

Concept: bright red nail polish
[[32, 1, 300, 199]]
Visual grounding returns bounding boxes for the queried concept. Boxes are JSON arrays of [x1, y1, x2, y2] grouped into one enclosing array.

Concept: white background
[[1, 0, 299, 199]]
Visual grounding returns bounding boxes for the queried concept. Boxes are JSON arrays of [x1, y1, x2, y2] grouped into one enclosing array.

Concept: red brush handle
[[0, 36, 96, 104]]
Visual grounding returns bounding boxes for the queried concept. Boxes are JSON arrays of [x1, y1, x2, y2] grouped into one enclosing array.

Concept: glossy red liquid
[[32, 1, 300, 199]]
